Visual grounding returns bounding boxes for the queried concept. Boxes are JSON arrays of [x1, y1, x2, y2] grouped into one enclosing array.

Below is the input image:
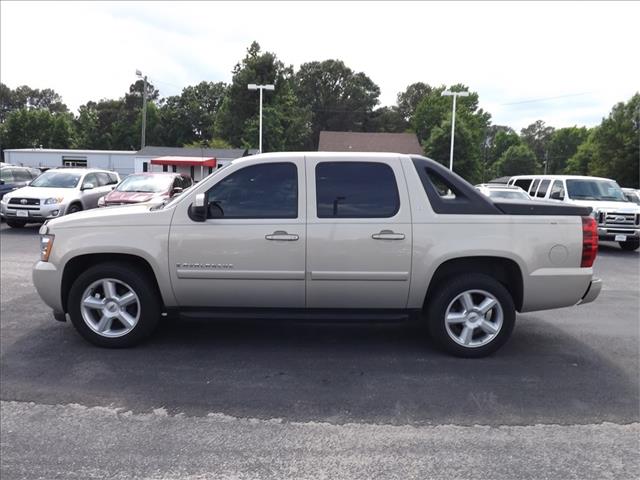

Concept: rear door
[[305, 156, 412, 309], [80, 173, 103, 208]]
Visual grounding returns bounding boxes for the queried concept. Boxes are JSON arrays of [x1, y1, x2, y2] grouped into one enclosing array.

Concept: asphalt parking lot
[[1, 221, 638, 479]]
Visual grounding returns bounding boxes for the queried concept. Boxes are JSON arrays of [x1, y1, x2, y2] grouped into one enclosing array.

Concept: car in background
[[622, 188, 640, 206], [508, 175, 640, 251], [0, 168, 120, 228], [476, 184, 531, 201], [98, 173, 192, 207], [0, 165, 41, 201]]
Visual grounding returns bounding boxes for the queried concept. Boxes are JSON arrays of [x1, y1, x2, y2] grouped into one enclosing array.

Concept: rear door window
[[315, 162, 399, 218], [95, 172, 111, 186], [529, 179, 540, 195], [536, 179, 551, 198], [13, 168, 32, 182], [1, 168, 14, 182]]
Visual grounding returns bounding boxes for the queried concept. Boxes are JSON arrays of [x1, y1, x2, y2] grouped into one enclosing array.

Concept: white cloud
[[2, 1, 638, 130]]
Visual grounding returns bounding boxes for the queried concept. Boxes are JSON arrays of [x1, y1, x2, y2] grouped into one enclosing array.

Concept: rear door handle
[[372, 229, 405, 240], [265, 230, 299, 241]]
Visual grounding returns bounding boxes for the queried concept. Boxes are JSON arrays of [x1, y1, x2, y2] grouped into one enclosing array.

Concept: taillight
[[581, 216, 598, 268]]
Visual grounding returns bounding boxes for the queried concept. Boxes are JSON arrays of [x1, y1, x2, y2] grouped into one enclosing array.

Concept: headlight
[[40, 234, 54, 262], [44, 197, 64, 205]]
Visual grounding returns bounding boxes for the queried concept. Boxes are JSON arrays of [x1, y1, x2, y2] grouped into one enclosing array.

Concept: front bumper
[[1, 202, 67, 222], [577, 278, 602, 305], [32, 261, 64, 312], [597, 227, 639, 241]]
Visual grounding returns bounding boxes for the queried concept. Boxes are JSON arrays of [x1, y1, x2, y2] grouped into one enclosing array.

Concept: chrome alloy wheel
[[80, 278, 141, 338], [444, 289, 504, 348]]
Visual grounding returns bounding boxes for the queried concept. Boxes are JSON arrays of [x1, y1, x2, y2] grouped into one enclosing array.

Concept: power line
[[500, 92, 592, 106]]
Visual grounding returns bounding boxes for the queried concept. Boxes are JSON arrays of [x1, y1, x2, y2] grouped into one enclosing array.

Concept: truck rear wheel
[[619, 239, 639, 251], [426, 273, 515, 358], [67, 262, 160, 347]]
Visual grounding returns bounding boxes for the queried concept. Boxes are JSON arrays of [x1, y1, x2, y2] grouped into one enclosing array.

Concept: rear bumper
[[577, 277, 602, 305]]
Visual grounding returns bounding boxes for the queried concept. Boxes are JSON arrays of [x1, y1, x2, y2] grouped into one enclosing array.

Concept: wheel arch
[[61, 253, 164, 313], [425, 256, 524, 312]]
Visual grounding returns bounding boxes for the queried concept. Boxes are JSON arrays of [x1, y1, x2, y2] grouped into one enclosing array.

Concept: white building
[[3, 146, 256, 180]]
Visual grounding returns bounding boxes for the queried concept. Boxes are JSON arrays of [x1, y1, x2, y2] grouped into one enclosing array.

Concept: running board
[[178, 308, 419, 323]]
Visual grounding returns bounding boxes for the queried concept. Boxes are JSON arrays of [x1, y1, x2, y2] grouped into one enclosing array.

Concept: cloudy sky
[[1, 1, 638, 130]]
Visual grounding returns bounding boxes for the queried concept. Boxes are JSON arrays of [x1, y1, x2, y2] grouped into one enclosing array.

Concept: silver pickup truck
[[33, 153, 602, 357]]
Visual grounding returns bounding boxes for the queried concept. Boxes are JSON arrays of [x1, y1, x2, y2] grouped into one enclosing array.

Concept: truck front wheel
[[619, 239, 639, 251], [426, 274, 516, 358], [67, 262, 160, 347]]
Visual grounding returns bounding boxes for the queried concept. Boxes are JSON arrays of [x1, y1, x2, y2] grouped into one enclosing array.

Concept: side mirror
[[171, 187, 183, 197], [188, 193, 207, 222], [82, 183, 95, 191]]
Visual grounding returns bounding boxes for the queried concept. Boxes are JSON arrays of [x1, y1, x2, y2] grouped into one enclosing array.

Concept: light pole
[[441, 90, 469, 171], [247, 83, 275, 153], [136, 69, 148, 149]]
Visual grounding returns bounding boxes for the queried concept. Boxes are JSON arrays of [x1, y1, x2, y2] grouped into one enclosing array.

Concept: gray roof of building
[[318, 131, 423, 156], [136, 146, 258, 160]]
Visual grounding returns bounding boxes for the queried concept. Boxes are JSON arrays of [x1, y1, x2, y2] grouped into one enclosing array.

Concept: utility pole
[[247, 83, 275, 153], [441, 90, 470, 171], [136, 69, 148, 149]]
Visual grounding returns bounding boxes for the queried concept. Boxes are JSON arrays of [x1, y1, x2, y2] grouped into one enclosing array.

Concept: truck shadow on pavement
[[1, 303, 637, 427]]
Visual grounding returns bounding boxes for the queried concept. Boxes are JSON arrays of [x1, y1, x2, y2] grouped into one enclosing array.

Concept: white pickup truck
[[33, 153, 602, 357]]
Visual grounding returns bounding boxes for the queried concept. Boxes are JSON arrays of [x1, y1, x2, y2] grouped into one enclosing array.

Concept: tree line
[[1, 41, 638, 187]]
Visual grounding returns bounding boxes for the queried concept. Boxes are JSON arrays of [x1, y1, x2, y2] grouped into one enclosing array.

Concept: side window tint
[[1, 168, 14, 182], [83, 174, 97, 188], [316, 162, 399, 218], [549, 180, 565, 200], [95, 172, 110, 186], [513, 179, 532, 191], [536, 179, 550, 198], [107, 173, 119, 185], [14, 169, 32, 182], [529, 179, 540, 195], [206, 163, 297, 219]]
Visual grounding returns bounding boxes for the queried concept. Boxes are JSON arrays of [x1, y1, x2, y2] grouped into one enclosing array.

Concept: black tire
[[619, 239, 639, 251], [425, 273, 516, 358], [6, 220, 26, 228], [66, 203, 82, 215], [67, 262, 161, 348]]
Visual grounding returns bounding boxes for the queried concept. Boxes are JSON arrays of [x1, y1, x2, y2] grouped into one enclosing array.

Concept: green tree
[[414, 85, 491, 183], [424, 115, 481, 183], [396, 82, 432, 122], [520, 120, 555, 169], [564, 130, 597, 175], [215, 42, 310, 151], [364, 106, 408, 133], [2, 108, 74, 149], [496, 144, 537, 177], [0, 83, 68, 122], [294, 58, 380, 148], [584, 93, 640, 187], [546, 126, 589, 173]]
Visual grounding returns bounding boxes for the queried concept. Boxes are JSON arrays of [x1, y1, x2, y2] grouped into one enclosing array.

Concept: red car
[[98, 173, 192, 207]]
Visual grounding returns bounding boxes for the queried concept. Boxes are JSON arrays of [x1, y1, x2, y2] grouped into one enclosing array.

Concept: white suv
[[0, 168, 120, 228], [508, 175, 640, 250]]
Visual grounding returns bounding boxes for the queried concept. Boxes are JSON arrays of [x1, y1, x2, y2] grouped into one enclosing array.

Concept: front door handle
[[371, 229, 405, 240], [265, 230, 299, 241]]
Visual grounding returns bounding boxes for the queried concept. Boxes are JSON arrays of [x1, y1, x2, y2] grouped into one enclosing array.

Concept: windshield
[[116, 174, 173, 193], [489, 190, 530, 200], [566, 179, 627, 201], [30, 171, 81, 188]]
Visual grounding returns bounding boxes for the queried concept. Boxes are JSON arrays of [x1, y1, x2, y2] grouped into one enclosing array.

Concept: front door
[[305, 157, 413, 309], [168, 157, 306, 308]]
